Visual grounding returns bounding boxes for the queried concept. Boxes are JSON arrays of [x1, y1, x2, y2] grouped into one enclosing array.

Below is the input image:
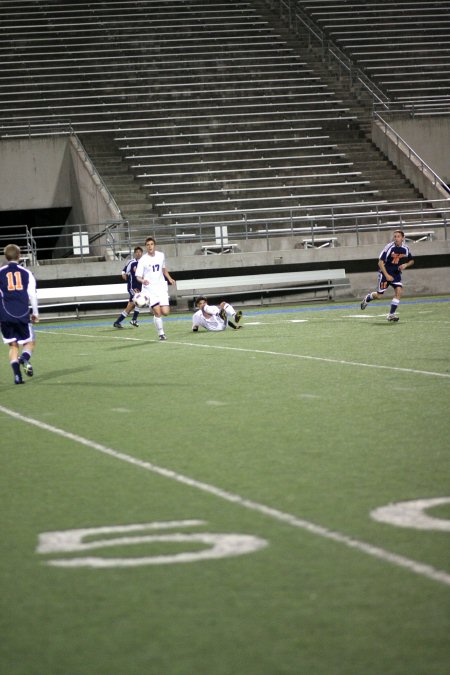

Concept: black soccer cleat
[[23, 362, 33, 377], [130, 320, 139, 327], [159, 334, 167, 341], [113, 321, 123, 329], [234, 310, 243, 324], [14, 375, 24, 385], [387, 314, 399, 322]]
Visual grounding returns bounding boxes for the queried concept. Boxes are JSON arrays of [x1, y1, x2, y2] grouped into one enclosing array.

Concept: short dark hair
[[145, 237, 155, 245], [134, 246, 143, 253], [194, 296, 207, 306], [394, 229, 405, 238]]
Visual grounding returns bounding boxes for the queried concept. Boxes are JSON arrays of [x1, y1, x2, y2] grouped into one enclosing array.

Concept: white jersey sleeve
[[26, 269, 39, 316], [192, 309, 202, 328], [135, 255, 145, 279]]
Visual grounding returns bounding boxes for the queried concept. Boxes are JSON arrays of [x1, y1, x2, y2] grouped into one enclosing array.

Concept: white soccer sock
[[154, 315, 164, 335], [221, 302, 235, 318]]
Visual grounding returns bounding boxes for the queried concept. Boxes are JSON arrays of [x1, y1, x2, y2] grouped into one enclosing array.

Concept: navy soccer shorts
[[0, 320, 34, 345], [376, 271, 402, 294]]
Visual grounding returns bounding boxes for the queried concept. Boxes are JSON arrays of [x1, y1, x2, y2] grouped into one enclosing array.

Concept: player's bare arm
[[399, 259, 414, 271], [378, 260, 393, 281], [163, 267, 175, 285]]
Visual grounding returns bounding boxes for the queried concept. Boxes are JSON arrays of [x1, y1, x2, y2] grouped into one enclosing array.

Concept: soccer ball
[[133, 292, 148, 308]]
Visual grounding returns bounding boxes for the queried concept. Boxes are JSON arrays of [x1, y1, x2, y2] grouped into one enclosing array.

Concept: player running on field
[[360, 229, 414, 322], [135, 237, 175, 341], [113, 245, 143, 328], [0, 244, 39, 385], [192, 296, 243, 332]]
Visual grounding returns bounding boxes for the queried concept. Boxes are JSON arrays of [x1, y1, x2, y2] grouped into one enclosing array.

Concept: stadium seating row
[[296, 0, 450, 113], [0, 0, 445, 251]]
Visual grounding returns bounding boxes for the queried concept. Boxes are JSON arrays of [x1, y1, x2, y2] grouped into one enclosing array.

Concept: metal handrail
[[27, 220, 128, 262], [21, 198, 448, 262], [270, 0, 390, 110], [268, 0, 450, 117], [373, 112, 450, 195], [158, 197, 450, 222], [0, 119, 75, 139], [0, 225, 37, 265], [95, 211, 449, 252], [69, 130, 123, 215]]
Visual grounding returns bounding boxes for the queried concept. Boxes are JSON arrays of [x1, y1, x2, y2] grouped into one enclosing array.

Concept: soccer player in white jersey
[[0, 244, 39, 384], [192, 296, 243, 332], [135, 236, 175, 340]]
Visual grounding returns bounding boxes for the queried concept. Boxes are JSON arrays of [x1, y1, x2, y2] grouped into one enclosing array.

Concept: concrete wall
[[372, 118, 450, 204], [0, 136, 122, 231], [68, 136, 122, 227], [388, 116, 450, 186], [0, 137, 72, 211]]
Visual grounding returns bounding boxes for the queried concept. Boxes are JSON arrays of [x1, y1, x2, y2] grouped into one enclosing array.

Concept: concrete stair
[[7, 0, 432, 234], [80, 133, 161, 227]]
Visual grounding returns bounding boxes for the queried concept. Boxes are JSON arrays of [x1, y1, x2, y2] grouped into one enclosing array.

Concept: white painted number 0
[[371, 497, 450, 531], [37, 520, 268, 568]]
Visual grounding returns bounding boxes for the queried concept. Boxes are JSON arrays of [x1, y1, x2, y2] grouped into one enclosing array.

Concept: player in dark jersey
[[0, 244, 39, 384], [113, 246, 143, 328], [360, 230, 414, 322]]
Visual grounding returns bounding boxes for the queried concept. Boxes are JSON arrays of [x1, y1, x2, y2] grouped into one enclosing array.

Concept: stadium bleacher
[[296, 0, 450, 114], [0, 0, 447, 253]]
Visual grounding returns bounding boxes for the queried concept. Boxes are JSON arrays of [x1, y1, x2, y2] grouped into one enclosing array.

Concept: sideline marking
[[1, 404, 449, 586], [39, 330, 450, 379], [342, 314, 383, 319], [174, 342, 450, 379], [34, 296, 450, 332]]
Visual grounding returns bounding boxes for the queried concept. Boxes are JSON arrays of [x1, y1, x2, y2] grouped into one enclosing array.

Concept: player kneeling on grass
[[192, 296, 242, 332]]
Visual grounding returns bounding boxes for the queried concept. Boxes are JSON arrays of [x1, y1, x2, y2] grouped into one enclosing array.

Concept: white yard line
[[177, 342, 450, 379], [1, 404, 449, 587], [39, 330, 450, 379]]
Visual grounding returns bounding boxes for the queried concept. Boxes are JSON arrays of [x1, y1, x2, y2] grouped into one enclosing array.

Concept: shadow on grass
[[105, 342, 148, 351], [34, 368, 189, 388], [32, 367, 92, 382], [371, 322, 404, 327]]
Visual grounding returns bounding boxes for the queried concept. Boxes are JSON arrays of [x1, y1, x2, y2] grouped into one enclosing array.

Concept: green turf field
[[1, 297, 449, 675]]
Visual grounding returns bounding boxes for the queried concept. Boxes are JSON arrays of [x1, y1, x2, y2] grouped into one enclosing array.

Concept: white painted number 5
[[37, 520, 268, 568]]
